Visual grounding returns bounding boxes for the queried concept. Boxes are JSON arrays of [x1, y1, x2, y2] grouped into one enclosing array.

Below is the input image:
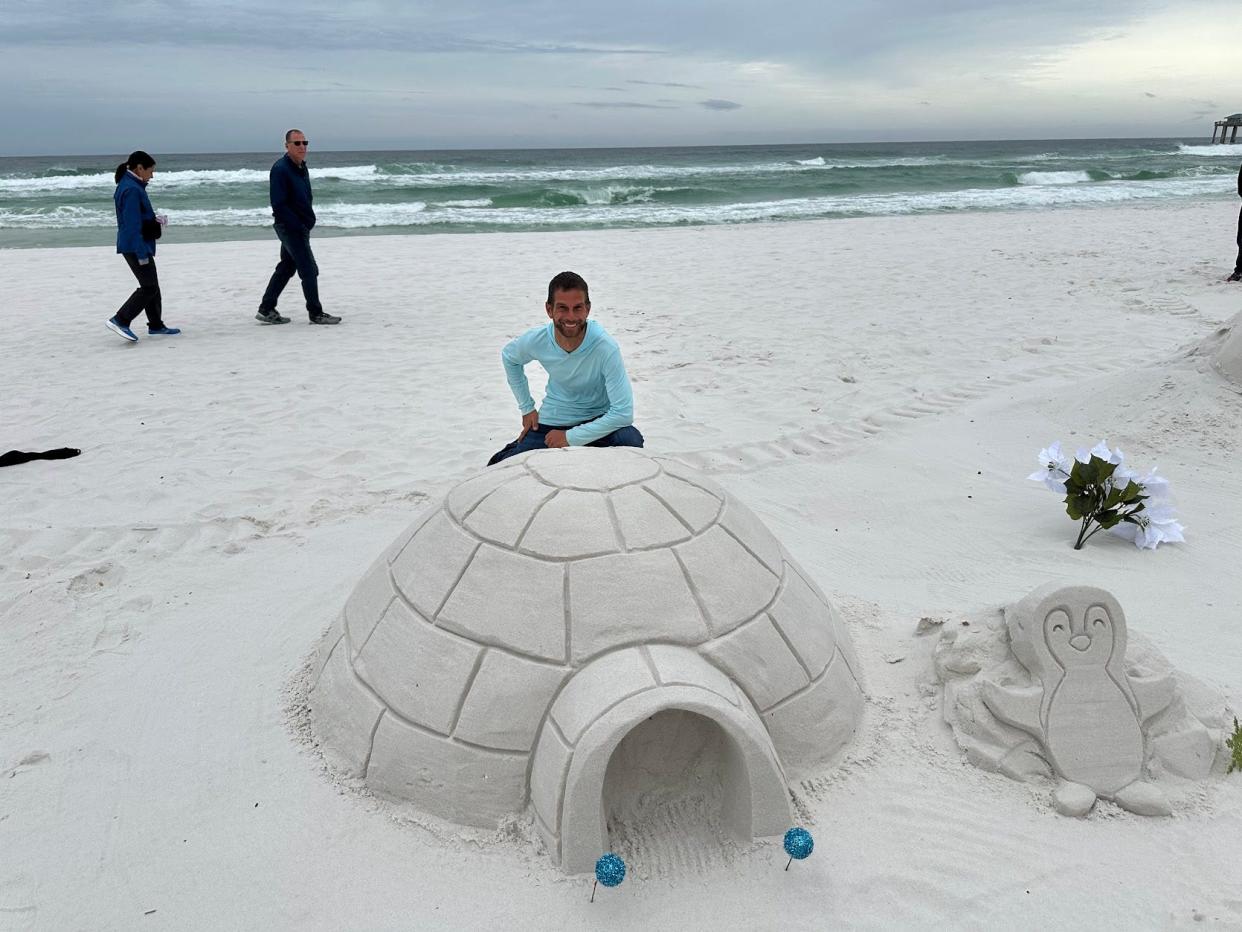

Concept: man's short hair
[[546, 271, 590, 305], [285, 128, 304, 143]]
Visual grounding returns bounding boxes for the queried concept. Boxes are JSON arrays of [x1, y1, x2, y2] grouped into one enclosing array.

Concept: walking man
[[488, 271, 643, 465], [256, 129, 340, 324]]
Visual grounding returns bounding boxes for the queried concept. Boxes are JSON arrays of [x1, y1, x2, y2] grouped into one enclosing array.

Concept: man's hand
[[544, 429, 569, 448], [519, 410, 539, 439]]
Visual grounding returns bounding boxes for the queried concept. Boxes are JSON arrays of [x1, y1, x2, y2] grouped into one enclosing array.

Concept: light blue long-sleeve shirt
[[501, 321, 635, 446]]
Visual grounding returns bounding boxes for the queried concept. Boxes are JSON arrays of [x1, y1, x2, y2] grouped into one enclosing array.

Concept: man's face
[[546, 288, 590, 341], [285, 132, 309, 165]]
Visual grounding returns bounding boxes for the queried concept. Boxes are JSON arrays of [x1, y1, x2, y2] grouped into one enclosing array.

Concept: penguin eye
[[1093, 618, 1106, 627], [1052, 624, 1065, 632]]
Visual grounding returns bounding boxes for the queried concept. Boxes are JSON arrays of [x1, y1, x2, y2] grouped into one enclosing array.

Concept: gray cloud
[[627, 79, 703, 89], [0, 0, 1157, 64], [574, 101, 679, 110], [1, 1, 659, 54], [0, 0, 1226, 153]]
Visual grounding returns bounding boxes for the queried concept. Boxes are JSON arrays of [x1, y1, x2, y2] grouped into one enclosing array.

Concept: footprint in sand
[[92, 597, 149, 654], [7, 750, 51, 775], [66, 562, 124, 595]]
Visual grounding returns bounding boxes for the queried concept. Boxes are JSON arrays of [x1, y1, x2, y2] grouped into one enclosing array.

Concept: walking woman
[[107, 151, 180, 341]]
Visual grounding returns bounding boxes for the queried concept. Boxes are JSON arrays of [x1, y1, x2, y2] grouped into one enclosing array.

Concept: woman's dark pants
[[115, 253, 163, 328]]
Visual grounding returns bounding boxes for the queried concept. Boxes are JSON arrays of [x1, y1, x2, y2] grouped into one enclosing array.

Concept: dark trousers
[[259, 224, 322, 316], [488, 423, 644, 466], [115, 253, 163, 328], [1235, 205, 1242, 274]]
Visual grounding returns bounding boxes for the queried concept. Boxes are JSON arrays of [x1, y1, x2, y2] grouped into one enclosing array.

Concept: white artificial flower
[[1078, 440, 1124, 466], [1113, 463, 1170, 500], [1108, 504, 1185, 550], [1029, 441, 1070, 492], [1134, 466, 1170, 498]]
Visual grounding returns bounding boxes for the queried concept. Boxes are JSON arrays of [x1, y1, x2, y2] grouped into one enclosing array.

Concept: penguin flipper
[[980, 680, 1044, 737], [1129, 672, 1175, 724]]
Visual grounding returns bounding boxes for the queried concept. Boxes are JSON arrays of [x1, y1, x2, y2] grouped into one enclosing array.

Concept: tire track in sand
[[668, 357, 1134, 477]]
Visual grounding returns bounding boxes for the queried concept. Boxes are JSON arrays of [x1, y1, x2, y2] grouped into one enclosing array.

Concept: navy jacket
[[270, 154, 316, 234], [114, 172, 157, 259]]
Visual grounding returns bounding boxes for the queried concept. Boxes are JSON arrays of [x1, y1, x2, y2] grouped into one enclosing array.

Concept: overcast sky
[[0, 0, 1235, 155]]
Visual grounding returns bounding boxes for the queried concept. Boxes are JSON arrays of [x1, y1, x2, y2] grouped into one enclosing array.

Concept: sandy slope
[[2, 201, 1241, 930]]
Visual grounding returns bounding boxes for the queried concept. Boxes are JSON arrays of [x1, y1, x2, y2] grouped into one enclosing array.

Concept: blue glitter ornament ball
[[595, 853, 626, 888], [783, 827, 814, 861]]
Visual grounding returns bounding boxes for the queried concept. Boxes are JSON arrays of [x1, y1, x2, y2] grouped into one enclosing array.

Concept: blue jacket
[[114, 172, 157, 258], [270, 154, 316, 234]]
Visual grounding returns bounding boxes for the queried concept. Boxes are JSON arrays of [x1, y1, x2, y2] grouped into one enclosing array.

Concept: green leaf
[[1065, 495, 1095, 520], [1067, 459, 1094, 487], [1076, 456, 1118, 487], [1095, 456, 1118, 481], [1104, 485, 1125, 509]]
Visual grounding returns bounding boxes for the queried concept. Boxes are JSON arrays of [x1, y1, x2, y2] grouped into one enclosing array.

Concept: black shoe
[[1228, 271, 1242, 282], [309, 312, 341, 325], [256, 309, 290, 324]]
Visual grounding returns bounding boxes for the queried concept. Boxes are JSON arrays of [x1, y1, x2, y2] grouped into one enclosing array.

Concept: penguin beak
[[1069, 635, 1091, 652]]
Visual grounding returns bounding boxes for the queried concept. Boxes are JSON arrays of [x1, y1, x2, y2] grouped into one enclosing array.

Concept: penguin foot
[[1112, 782, 1171, 816], [1052, 781, 1096, 817]]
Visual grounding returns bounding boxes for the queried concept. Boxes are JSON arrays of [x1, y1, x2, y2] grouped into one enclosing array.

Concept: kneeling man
[[489, 271, 643, 465]]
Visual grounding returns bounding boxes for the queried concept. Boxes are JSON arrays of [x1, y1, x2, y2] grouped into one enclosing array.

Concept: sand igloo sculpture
[[933, 583, 1232, 818], [308, 447, 865, 872]]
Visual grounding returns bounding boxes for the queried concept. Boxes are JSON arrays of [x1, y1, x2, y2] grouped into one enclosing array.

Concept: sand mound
[[1197, 309, 1242, 385]]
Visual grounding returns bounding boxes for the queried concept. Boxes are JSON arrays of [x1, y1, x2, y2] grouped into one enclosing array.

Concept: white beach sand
[[3, 200, 1241, 930]]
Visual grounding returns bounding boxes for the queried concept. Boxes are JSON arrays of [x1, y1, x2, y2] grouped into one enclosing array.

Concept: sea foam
[[0, 164, 382, 195], [1017, 171, 1093, 185], [1177, 143, 1242, 158]]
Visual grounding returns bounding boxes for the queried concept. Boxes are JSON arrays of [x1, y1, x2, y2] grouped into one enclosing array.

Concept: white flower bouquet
[[1029, 440, 1185, 550]]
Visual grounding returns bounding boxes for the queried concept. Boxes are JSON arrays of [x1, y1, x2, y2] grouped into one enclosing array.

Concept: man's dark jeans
[[116, 253, 163, 328], [259, 224, 323, 317], [1235, 204, 1242, 274], [488, 424, 644, 466]]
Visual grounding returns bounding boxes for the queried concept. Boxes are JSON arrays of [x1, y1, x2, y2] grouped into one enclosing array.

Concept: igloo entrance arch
[[528, 646, 791, 873]]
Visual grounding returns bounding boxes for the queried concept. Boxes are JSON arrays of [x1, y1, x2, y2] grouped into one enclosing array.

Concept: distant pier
[[1211, 114, 1242, 144]]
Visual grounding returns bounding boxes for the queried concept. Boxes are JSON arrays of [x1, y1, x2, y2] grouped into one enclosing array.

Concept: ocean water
[[2, 138, 1240, 249]]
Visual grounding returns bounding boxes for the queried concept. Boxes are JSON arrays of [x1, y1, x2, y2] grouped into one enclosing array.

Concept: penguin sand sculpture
[[980, 582, 1176, 817]]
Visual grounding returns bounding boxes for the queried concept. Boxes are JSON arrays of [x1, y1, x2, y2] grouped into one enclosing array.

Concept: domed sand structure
[[1208, 309, 1242, 386], [307, 447, 865, 872]]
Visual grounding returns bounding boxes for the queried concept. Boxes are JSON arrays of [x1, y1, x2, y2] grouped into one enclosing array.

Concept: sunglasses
[[289, 140, 309, 147]]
